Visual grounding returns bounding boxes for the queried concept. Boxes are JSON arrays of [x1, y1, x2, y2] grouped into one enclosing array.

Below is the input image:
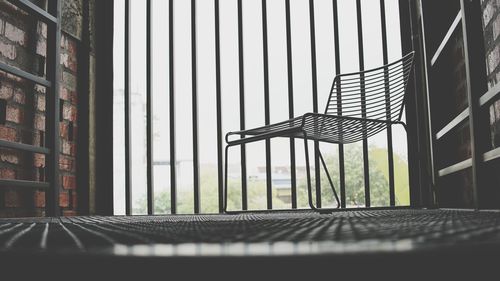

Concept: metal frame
[[124, 0, 132, 215], [419, 0, 492, 209], [117, 0, 418, 215], [284, 0, 297, 209], [0, 0, 62, 216], [223, 53, 415, 213]]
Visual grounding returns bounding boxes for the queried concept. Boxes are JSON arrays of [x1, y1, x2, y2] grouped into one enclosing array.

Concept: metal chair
[[224, 52, 415, 213]]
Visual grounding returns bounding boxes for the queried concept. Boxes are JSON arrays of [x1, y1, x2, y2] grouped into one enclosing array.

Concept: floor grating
[[0, 209, 500, 257]]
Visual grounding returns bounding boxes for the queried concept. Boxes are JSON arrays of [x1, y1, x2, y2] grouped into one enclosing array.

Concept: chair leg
[[318, 150, 341, 209], [223, 144, 230, 213], [303, 138, 317, 211]]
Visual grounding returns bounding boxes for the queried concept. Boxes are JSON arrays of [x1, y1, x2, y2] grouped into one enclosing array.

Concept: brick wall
[[482, 0, 500, 148], [0, 0, 89, 217]]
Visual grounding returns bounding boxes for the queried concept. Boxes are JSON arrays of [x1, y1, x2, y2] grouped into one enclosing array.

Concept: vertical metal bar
[[309, 0, 321, 208], [356, 0, 370, 207], [237, 0, 248, 210], [191, 0, 200, 214], [169, 0, 177, 214], [417, 0, 438, 207], [146, 0, 154, 215], [46, 0, 61, 217], [460, 0, 488, 209], [215, 0, 224, 213], [285, 0, 297, 209], [401, 0, 424, 207], [380, 0, 396, 206], [308, 0, 321, 208], [76, 0, 90, 214], [332, 0, 345, 208], [124, 0, 132, 215], [262, 0, 272, 210]]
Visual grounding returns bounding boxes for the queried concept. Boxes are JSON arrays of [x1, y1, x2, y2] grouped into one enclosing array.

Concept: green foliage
[[133, 146, 409, 214]]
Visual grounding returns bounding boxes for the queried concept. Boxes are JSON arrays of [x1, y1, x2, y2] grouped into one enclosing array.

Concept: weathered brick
[[59, 155, 74, 172], [62, 210, 77, 216], [62, 71, 76, 91], [63, 103, 77, 122], [71, 191, 77, 208], [0, 84, 13, 99], [62, 139, 72, 155], [59, 191, 69, 207], [4, 22, 26, 46], [5, 190, 21, 207], [34, 84, 46, 94], [1, 150, 19, 164], [36, 94, 45, 112], [34, 113, 45, 131], [0, 18, 4, 35], [0, 41, 16, 60], [33, 153, 45, 167], [37, 21, 47, 39], [62, 175, 76, 190], [5, 105, 23, 124], [36, 36, 46, 56], [34, 191, 45, 208], [13, 89, 25, 104], [60, 122, 68, 138], [0, 167, 15, 179], [483, 0, 497, 27], [0, 125, 17, 142]]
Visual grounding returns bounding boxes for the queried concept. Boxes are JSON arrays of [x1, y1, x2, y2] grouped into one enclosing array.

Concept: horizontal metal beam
[[483, 147, 500, 163], [431, 11, 462, 66], [0, 62, 51, 87], [435, 108, 469, 140], [7, 0, 58, 24], [438, 158, 472, 177], [0, 140, 50, 154], [0, 179, 50, 189], [479, 82, 500, 107]]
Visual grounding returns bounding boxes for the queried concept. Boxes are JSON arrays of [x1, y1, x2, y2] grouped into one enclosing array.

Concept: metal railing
[[120, 0, 413, 215], [0, 0, 62, 216]]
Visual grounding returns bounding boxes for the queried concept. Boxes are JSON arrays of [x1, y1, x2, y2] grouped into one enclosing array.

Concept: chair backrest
[[324, 52, 415, 122]]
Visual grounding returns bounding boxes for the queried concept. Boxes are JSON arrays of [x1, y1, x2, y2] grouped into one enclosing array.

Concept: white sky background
[[113, 0, 406, 214]]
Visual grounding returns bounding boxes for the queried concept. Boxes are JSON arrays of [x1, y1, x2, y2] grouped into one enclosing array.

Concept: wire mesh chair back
[[324, 52, 415, 122]]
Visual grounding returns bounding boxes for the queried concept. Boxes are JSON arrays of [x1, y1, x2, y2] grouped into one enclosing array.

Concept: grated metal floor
[[1, 209, 500, 278], [0, 208, 500, 256]]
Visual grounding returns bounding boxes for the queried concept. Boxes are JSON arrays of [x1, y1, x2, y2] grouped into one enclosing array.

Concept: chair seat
[[227, 113, 392, 145]]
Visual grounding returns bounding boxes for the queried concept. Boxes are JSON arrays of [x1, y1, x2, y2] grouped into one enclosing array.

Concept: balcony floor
[[1, 208, 499, 278]]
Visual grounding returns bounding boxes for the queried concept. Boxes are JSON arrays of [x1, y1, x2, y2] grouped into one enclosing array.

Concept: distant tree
[[133, 145, 409, 214]]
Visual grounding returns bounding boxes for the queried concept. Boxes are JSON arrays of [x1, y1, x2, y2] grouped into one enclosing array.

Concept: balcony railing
[[114, 0, 413, 215]]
